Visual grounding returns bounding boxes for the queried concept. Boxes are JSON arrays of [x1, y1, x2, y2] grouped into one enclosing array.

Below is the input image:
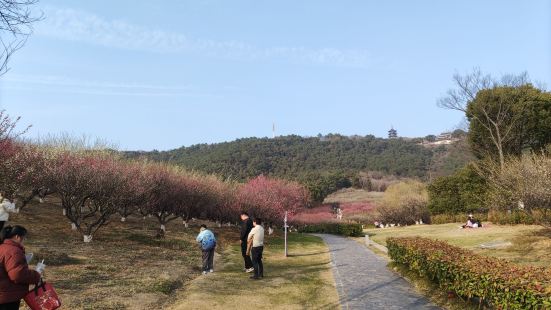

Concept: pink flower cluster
[[291, 202, 376, 224]]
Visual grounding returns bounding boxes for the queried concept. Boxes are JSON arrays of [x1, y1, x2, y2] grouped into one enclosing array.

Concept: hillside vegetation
[[125, 134, 473, 182]]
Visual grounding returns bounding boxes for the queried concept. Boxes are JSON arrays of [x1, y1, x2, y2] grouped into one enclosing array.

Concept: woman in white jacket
[[0, 195, 18, 231]]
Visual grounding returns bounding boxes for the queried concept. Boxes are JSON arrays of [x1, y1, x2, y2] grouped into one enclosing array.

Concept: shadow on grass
[[533, 228, 551, 238], [286, 250, 330, 257]]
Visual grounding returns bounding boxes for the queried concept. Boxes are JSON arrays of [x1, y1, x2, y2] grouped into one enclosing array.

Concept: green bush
[[298, 223, 364, 237], [388, 237, 551, 309], [430, 213, 488, 224], [300, 171, 353, 204], [428, 163, 488, 215]]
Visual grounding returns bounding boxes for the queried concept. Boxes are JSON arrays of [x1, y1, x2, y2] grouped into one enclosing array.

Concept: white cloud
[[36, 8, 373, 68], [1, 74, 217, 97]]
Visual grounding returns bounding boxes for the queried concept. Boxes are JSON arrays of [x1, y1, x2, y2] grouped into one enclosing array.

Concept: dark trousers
[[241, 241, 253, 269], [0, 300, 20, 310], [202, 248, 215, 271], [251, 246, 264, 277], [0, 221, 5, 232]]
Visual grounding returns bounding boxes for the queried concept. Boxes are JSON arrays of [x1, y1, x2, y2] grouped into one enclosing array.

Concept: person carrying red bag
[[0, 225, 41, 310]]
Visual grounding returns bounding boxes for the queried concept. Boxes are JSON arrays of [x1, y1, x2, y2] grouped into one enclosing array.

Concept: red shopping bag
[[24, 281, 61, 310]]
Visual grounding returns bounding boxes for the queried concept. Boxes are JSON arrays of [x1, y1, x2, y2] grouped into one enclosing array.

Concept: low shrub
[[387, 237, 551, 309], [377, 181, 430, 225], [484, 153, 551, 227], [487, 209, 550, 225], [298, 223, 364, 237], [430, 210, 550, 225], [431, 213, 488, 224]]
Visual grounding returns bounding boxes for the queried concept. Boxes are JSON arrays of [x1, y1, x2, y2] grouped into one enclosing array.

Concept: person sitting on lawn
[[462, 214, 482, 229]]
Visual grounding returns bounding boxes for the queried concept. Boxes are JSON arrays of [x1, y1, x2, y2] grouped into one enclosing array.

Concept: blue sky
[[0, 0, 550, 151]]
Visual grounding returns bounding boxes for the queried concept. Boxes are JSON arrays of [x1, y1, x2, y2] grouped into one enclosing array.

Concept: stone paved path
[[314, 234, 440, 310]]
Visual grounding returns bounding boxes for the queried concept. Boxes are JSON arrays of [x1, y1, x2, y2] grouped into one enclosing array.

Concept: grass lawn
[[168, 231, 339, 310], [365, 223, 551, 267]]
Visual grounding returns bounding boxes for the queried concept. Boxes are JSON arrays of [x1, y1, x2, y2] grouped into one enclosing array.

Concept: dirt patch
[[9, 201, 220, 309]]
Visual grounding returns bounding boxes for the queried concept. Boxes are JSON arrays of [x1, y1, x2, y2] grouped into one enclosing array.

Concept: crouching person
[[247, 218, 264, 280], [0, 225, 42, 310], [196, 224, 216, 275]]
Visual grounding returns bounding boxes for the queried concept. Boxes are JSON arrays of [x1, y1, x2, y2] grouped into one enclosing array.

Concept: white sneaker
[[209, 269, 214, 273], [246, 267, 254, 273], [202, 271, 207, 275]]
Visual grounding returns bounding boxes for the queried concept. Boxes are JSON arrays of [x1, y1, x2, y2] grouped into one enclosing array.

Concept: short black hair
[[200, 224, 207, 229], [240, 211, 249, 216], [1, 225, 28, 243], [253, 217, 262, 225]]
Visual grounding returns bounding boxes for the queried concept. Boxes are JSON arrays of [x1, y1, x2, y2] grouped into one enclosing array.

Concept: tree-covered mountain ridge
[[124, 133, 473, 182]]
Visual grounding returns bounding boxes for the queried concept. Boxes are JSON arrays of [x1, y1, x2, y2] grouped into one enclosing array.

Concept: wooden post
[[284, 211, 288, 257]]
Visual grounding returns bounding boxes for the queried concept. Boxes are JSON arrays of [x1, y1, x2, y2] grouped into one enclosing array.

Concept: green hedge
[[387, 237, 551, 309], [431, 210, 549, 225], [298, 223, 364, 237], [431, 213, 488, 224]]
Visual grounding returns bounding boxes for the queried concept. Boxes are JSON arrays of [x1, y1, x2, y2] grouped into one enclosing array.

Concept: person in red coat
[[0, 226, 41, 310]]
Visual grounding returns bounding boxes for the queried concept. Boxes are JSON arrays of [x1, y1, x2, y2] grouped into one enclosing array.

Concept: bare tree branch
[[0, 0, 42, 75]]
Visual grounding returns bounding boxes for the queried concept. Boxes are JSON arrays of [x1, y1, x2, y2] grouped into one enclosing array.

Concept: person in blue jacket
[[196, 224, 216, 274]]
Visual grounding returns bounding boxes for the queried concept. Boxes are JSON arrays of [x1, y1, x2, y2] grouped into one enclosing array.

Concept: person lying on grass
[[196, 224, 216, 275]]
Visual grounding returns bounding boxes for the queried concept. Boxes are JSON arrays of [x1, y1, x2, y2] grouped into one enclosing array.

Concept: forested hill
[[124, 134, 472, 181]]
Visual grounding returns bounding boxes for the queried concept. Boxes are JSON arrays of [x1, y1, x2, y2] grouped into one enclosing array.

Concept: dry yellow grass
[[365, 223, 551, 267], [324, 188, 383, 204], [9, 200, 339, 309], [168, 232, 339, 310], [11, 200, 206, 309]]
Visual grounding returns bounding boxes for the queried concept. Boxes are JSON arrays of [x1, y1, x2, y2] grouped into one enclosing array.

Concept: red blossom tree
[[43, 151, 127, 242], [0, 111, 33, 202], [238, 175, 311, 225], [140, 164, 188, 234]]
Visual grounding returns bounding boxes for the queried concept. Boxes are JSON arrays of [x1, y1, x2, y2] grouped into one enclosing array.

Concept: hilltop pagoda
[[388, 127, 398, 139]]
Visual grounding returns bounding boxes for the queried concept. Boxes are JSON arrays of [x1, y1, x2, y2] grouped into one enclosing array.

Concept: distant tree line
[[125, 134, 472, 203]]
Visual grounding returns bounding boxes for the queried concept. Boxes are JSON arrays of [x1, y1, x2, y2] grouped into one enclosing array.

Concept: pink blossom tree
[[238, 175, 310, 225], [43, 151, 127, 242]]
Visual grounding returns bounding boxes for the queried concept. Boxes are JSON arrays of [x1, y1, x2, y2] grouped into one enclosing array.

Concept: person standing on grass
[[247, 218, 264, 280], [239, 212, 254, 273], [196, 224, 216, 275], [0, 225, 42, 310], [0, 195, 18, 232]]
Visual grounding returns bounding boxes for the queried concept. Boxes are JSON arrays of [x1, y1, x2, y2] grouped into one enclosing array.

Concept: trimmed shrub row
[[387, 237, 551, 309], [431, 210, 548, 225], [298, 223, 364, 237], [488, 209, 550, 226], [431, 213, 488, 225]]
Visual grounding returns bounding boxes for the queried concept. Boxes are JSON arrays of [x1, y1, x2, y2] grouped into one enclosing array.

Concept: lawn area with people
[[3, 199, 338, 309], [169, 230, 339, 310], [365, 223, 551, 267], [8, 200, 205, 309]]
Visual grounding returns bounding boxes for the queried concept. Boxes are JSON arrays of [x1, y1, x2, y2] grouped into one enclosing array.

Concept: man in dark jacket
[[240, 212, 254, 273]]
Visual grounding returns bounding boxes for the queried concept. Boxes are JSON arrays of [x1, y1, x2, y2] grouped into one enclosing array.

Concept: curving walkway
[[314, 234, 440, 310]]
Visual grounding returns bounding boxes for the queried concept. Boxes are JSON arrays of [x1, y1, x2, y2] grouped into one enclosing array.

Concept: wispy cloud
[[1, 74, 217, 97], [36, 8, 373, 68]]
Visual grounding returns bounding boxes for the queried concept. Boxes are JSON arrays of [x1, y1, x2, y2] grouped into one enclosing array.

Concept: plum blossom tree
[[238, 175, 310, 225], [43, 151, 126, 242]]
